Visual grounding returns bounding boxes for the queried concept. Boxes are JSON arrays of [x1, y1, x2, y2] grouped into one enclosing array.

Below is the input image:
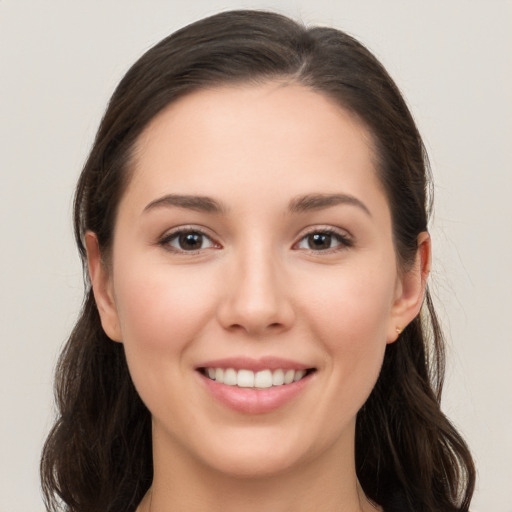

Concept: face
[[88, 83, 427, 479]]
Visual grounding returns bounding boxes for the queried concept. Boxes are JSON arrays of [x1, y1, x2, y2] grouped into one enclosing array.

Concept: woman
[[40, 10, 475, 512]]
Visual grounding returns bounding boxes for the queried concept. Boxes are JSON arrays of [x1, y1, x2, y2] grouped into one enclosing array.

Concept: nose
[[216, 246, 295, 336]]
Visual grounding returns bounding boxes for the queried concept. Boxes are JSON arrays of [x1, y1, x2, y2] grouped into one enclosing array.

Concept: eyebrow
[[143, 192, 371, 217], [288, 193, 371, 216], [143, 194, 227, 214]]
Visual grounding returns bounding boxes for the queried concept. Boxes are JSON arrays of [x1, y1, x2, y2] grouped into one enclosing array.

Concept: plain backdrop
[[1, 1, 511, 511]]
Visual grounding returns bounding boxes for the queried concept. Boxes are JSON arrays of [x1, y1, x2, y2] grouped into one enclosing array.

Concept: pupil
[[309, 233, 331, 249], [179, 232, 202, 250]]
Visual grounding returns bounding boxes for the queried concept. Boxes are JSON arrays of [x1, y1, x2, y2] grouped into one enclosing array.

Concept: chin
[[192, 425, 329, 480], [205, 449, 305, 480]]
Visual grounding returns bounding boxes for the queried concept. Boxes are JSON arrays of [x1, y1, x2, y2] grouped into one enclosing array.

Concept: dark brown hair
[[41, 10, 475, 512]]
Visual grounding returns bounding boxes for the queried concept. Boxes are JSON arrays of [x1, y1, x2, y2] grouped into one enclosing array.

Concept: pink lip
[[197, 370, 315, 416], [196, 356, 312, 372]]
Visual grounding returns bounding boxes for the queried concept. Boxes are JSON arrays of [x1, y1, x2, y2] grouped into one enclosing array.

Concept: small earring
[[396, 327, 403, 335]]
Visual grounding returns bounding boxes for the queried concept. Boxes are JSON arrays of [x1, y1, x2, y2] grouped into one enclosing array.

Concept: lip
[[196, 356, 312, 372], [196, 357, 316, 414]]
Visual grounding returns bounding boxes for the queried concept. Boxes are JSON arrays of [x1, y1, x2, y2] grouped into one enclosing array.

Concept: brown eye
[[296, 230, 352, 252], [306, 233, 333, 250], [178, 232, 204, 250], [163, 230, 216, 252]]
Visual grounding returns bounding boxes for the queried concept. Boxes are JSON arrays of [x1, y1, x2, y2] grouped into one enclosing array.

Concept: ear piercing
[[396, 327, 403, 335]]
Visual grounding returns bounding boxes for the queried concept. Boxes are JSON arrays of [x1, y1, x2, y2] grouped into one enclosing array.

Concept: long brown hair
[[41, 10, 475, 512]]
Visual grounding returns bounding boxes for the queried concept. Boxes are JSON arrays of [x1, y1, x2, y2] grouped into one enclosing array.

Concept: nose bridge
[[218, 238, 293, 335]]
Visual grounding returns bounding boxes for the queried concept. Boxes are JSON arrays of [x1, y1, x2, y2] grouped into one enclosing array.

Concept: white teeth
[[224, 368, 237, 386], [237, 369, 254, 388], [254, 370, 273, 388], [284, 369, 295, 384], [272, 369, 284, 386], [204, 367, 309, 388], [293, 370, 306, 382]]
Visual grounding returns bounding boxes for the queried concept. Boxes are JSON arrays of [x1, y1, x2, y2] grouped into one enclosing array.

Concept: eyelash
[[294, 227, 353, 253], [158, 226, 353, 254], [158, 226, 219, 254]]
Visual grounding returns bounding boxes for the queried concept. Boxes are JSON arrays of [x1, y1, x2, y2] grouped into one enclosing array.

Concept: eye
[[160, 229, 218, 252], [295, 229, 352, 252]]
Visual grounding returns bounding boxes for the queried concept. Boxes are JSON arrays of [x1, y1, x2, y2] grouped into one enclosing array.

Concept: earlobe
[[85, 231, 123, 342], [387, 232, 431, 343]]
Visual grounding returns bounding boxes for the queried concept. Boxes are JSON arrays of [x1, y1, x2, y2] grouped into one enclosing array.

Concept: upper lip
[[196, 356, 314, 372]]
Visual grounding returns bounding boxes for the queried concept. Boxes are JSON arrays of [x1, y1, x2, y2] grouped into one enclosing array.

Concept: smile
[[197, 360, 316, 414], [200, 367, 313, 388]]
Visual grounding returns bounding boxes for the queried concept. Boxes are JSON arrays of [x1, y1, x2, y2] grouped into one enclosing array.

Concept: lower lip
[[198, 372, 313, 414]]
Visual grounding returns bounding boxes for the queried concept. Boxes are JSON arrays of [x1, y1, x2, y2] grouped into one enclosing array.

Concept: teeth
[[272, 369, 284, 386], [284, 369, 295, 384], [237, 369, 254, 388], [293, 370, 306, 382], [254, 370, 272, 388], [223, 368, 237, 386], [204, 367, 309, 388]]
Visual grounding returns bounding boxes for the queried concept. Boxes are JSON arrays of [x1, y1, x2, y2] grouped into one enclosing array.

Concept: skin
[[86, 83, 430, 512]]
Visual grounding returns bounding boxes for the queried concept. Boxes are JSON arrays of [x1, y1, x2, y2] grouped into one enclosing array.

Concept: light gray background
[[1, 1, 510, 511]]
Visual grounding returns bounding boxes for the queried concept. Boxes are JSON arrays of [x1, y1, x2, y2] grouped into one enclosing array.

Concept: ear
[[387, 232, 431, 343], [85, 231, 123, 342]]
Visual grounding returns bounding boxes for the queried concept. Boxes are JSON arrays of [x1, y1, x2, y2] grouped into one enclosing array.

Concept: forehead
[[124, 82, 386, 215]]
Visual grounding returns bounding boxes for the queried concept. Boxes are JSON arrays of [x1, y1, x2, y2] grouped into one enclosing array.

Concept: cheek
[[300, 261, 395, 394], [305, 261, 396, 340], [113, 255, 217, 346], [111, 257, 221, 419], [111, 255, 220, 384]]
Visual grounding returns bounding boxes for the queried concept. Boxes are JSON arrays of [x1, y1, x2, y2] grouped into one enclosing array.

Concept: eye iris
[[179, 232, 203, 250], [309, 233, 332, 250]]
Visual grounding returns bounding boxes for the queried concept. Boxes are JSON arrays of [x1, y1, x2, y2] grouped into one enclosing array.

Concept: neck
[[140, 423, 380, 512], [142, 480, 375, 512]]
